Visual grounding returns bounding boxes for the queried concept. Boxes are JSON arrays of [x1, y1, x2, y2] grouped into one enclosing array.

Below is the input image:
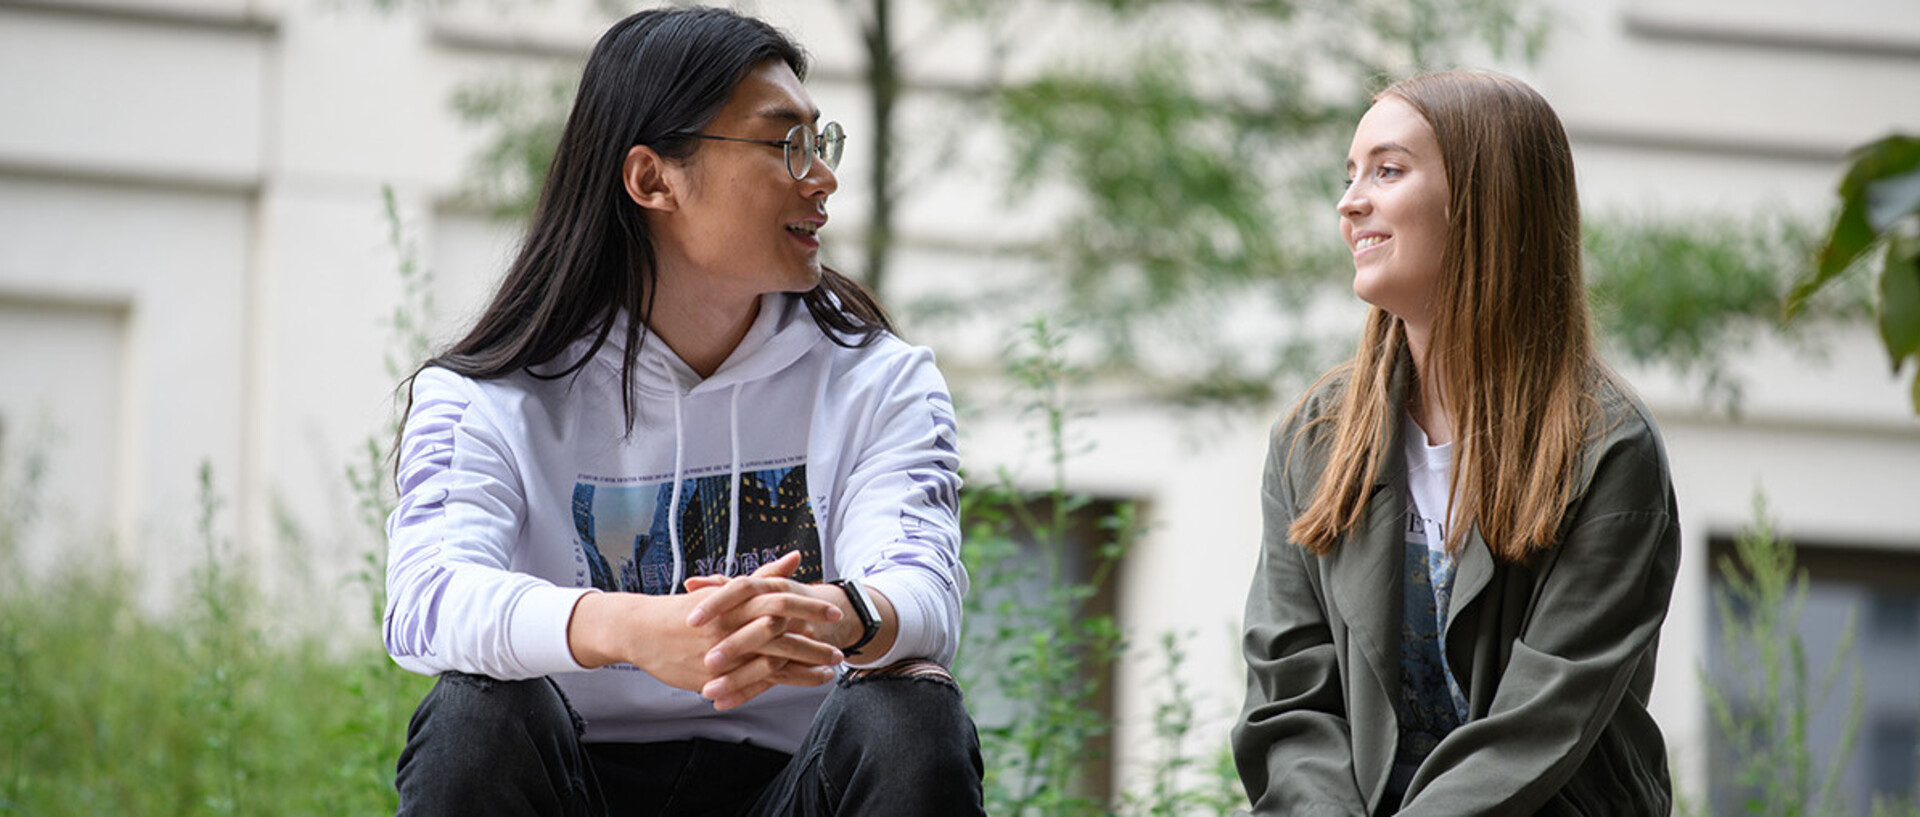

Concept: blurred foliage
[[977, 0, 1546, 295], [450, 75, 576, 223], [955, 318, 1246, 813], [955, 318, 1133, 814], [931, 0, 1551, 399], [1685, 495, 1864, 817], [0, 195, 440, 814], [1678, 494, 1920, 817], [1117, 631, 1247, 816], [931, 0, 1865, 411], [0, 457, 431, 815], [380, 0, 1842, 411], [1586, 211, 1867, 409], [1789, 135, 1920, 413]]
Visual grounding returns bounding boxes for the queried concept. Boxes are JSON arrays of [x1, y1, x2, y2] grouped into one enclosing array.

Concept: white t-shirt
[[1402, 411, 1468, 715], [1402, 411, 1452, 561], [1387, 411, 1470, 800]]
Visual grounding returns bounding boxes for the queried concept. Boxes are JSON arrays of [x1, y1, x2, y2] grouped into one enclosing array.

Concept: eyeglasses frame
[[671, 121, 845, 181]]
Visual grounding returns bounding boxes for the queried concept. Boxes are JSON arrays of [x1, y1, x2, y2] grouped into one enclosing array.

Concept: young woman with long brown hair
[[1233, 71, 1680, 815]]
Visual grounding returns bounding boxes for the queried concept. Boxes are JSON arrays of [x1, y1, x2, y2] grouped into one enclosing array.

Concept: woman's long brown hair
[[1290, 70, 1595, 564]]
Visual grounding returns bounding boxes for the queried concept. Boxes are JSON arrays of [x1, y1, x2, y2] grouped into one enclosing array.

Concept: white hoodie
[[383, 293, 966, 753]]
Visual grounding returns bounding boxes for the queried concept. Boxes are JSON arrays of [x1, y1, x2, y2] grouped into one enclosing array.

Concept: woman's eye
[[1377, 166, 1403, 180]]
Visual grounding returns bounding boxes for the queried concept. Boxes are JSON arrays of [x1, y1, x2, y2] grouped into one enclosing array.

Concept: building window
[[958, 492, 1130, 806], [1870, 717, 1918, 805], [1705, 537, 1920, 816], [1869, 591, 1919, 642]]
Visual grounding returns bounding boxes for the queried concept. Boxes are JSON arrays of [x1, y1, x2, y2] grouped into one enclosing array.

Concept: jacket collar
[[1324, 348, 1498, 715], [1326, 349, 1415, 726]]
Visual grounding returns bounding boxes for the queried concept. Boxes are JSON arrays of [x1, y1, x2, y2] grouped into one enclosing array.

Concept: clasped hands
[[567, 551, 849, 712]]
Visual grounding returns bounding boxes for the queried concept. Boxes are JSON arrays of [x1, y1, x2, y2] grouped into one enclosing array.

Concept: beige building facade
[[3, 0, 1917, 808]]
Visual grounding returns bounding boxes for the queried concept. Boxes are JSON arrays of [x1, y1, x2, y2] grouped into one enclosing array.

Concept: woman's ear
[[623, 145, 677, 211]]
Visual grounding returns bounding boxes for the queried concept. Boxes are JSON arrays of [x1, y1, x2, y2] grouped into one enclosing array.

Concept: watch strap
[[829, 576, 881, 656]]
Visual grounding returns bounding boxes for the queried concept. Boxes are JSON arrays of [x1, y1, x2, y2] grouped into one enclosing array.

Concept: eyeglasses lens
[[820, 122, 844, 171], [784, 122, 846, 180], [785, 124, 811, 180]]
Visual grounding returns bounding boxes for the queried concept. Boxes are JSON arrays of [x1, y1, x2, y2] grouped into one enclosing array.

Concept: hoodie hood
[[595, 292, 823, 398], [574, 292, 829, 586]]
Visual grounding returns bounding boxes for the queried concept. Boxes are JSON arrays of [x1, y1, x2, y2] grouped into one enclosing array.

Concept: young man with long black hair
[[384, 7, 984, 814]]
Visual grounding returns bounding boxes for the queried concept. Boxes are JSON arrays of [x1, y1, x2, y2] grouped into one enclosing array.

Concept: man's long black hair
[[400, 6, 889, 452]]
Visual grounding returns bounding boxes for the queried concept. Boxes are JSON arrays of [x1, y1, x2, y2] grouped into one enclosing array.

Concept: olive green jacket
[[1233, 362, 1680, 816]]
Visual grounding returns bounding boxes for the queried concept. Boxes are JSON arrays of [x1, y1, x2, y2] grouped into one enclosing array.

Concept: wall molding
[[0, 154, 260, 197], [0, 0, 277, 33], [1625, 9, 1920, 61], [1564, 121, 1852, 164], [428, 17, 594, 60]]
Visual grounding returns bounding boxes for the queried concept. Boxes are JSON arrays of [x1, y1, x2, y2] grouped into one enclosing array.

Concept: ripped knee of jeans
[[435, 672, 586, 737], [441, 670, 502, 691], [841, 658, 958, 690]]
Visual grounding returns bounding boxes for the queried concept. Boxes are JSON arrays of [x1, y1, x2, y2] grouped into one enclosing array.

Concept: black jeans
[[394, 665, 986, 816]]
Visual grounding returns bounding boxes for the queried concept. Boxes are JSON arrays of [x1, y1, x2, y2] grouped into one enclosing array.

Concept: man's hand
[[686, 554, 903, 708], [683, 552, 849, 709], [565, 552, 843, 710]]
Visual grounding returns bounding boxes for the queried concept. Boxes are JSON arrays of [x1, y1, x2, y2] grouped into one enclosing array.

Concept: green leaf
[[1881, 242, 1920, 366], [1789, 135, 1920, 317]]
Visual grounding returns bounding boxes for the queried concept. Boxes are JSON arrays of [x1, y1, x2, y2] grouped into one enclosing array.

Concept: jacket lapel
[[1325, 355, 1416, 803], [1328, 480, 1406, 705], [1448, 528, 1494, 629]]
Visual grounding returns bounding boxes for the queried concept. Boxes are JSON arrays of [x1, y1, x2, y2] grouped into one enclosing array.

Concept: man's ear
[[623, 145, 678, 211]]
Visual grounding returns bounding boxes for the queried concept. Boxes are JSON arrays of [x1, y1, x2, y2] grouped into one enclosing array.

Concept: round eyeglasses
[[675, 121, 846, 181]]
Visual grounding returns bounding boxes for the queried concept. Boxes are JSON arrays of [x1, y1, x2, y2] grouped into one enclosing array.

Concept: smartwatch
[[828, 576, 882, 657]]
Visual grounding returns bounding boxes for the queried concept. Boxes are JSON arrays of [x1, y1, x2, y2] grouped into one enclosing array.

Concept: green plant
[[328, 183, 451, 806], [929, 0, 1548, 402], [0, 455, 432, 815], [344, 185, 442, 628], [1586, 212, 1857, 411], [955, 317, 1241, 815], [182, 462, 257, 815], [1788, 134, 1920, 412], [1119, 631, 1246, 816], [448, 74, 575, 223], [0, 418, 48, 569], [957, 317, 1133, 815], [1689, 495, 1864, 817]]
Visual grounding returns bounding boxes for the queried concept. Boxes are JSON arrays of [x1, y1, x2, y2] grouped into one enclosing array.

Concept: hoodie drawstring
[[665, 369, 746, 589], [668, 379, 687, 593], [724, 383, 743, 576]]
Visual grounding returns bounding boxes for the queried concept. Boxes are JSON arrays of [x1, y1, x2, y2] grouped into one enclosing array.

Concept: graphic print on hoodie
[[570, 461, 822, 595]]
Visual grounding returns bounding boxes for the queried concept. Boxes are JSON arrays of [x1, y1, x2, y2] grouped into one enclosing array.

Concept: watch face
[[842, 578, 879, 623]]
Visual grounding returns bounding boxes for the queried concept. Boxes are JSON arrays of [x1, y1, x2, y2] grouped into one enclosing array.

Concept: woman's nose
[[1335, 182, 1367, 217]]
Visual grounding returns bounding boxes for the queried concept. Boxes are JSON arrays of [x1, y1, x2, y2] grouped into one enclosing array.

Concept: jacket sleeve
[[828, 346, 967, 668], [1398, 419, 1681, 815], [382, 369, 591, 680], [1233, 422, 1373, 815]]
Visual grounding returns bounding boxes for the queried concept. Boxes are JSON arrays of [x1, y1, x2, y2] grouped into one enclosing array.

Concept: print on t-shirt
[[570, 463, 821, 595], [1395, 506, 1466, 765]]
